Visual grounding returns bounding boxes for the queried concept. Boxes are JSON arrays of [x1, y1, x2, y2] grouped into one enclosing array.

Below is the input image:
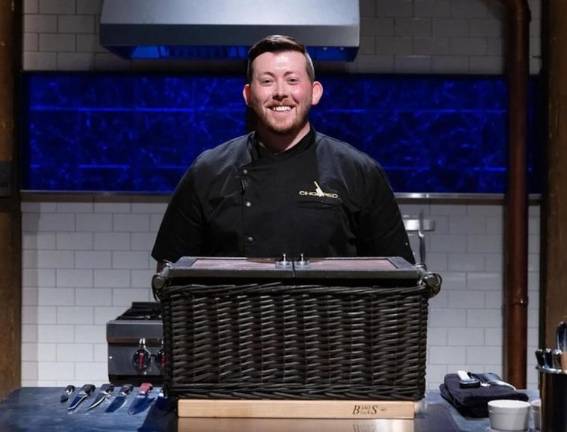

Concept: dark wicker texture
[[161, 283, 429, 400]]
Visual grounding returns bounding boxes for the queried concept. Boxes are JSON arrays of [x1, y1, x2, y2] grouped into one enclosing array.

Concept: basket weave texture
[[161, 282, 429, 400]]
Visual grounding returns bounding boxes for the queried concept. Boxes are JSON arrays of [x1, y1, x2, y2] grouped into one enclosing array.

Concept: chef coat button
[[247, 236, 254, 243], [245, 201, 252, 207]]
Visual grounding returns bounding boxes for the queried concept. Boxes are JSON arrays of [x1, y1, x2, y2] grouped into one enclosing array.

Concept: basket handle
[[419, 270, 442, 298], [152, 261, 173, 300]]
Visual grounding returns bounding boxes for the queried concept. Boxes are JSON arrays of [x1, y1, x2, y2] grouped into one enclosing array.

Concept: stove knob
[[155, 339, 166, 370], [132, 338, 151, 372], [156, 349, 166, 370]]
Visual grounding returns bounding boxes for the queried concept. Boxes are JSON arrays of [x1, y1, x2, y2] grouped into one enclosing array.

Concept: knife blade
[[105, 384, 134, 413], [67, 384, 96, 411], [482, 372, 516, 390], [457, 370, 480, 388], [60, 385, 75, 403], [128, 383, 154, 415], [86, 383, 115, 411]]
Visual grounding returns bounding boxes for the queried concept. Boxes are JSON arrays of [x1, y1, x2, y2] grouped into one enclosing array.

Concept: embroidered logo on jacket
[[298, 181, 340, 199]]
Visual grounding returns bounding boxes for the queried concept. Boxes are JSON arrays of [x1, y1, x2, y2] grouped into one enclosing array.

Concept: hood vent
[[100, 0, 359, 61]]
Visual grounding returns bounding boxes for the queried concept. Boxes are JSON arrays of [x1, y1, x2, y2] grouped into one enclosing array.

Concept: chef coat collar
[[249, 128, 315, 162]]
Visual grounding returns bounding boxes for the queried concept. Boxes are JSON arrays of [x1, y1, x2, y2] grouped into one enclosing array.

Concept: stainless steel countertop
[[0, 388, 535, 432]]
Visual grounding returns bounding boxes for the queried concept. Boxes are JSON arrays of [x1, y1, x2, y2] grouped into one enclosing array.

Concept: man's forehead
[[252, 51, 308, 74]]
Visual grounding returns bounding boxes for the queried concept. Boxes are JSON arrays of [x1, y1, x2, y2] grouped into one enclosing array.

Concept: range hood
[[99, 0, 359, 61]]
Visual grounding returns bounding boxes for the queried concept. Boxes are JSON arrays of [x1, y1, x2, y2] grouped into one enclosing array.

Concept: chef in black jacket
[[152, 35, 414, 268]]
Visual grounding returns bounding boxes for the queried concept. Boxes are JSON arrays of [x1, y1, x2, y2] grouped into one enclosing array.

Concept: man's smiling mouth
[[270, 106, 292, 112]]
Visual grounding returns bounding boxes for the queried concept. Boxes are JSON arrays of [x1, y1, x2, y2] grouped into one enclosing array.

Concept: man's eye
[[260, 79, 273, 85], [288, 78, 299, 84]]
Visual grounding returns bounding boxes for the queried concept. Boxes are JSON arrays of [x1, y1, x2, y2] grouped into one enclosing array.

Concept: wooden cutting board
[[178, 417, 416, 432], [178, 399, 416, 419]]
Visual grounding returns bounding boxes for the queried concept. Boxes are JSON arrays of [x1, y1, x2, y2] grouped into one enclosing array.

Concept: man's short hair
[[246, 34, 316, 82]]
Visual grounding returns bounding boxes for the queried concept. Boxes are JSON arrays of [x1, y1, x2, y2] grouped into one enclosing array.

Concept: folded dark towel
[[439, 373, 529, 418]]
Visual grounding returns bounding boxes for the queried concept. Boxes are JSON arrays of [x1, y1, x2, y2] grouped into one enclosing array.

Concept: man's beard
[[254, 106, 310, 136]]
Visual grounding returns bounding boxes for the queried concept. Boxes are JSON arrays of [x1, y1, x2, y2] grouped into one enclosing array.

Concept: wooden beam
[[0, 0, 21, 398], [497, 0, 530, 389], [542, 1, 567, 348]]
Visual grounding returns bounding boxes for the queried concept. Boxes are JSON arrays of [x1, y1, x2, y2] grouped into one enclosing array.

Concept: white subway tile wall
[[21, 199, 541, 389], [20, 0, 541, 390], [23, 0, 541, 74]]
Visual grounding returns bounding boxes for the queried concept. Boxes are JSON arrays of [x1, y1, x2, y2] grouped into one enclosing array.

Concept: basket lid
[[154, 256, 420, 283]]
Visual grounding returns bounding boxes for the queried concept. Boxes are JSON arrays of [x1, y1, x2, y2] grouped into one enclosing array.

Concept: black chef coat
[[152, 129, 415, 263]]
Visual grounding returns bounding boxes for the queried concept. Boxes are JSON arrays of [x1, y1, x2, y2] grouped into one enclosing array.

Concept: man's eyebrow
[[257, 70, 300, 77]]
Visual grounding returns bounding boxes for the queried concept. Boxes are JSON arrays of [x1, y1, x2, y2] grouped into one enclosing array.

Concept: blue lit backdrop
[[22, 73, 542, 193]]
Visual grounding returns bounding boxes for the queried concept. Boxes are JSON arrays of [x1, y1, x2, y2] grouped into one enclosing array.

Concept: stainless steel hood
[[99, 0, 359, 61]]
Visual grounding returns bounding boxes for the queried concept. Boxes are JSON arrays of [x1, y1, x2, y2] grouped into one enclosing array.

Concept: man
[[152, 35, 414, 267]]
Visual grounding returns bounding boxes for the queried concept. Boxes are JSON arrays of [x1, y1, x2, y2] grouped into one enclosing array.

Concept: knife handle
[[535, 348, 545, 368], [556, 321, 567, 351], [80, 384, 96, 395], [100, 383, 114, 394], [138, 382, 153, 395], [60, 385, 75, 402], [119, 384, 134, 395]]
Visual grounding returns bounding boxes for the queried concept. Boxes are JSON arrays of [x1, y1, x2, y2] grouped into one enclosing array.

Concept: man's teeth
[[271, 106, 292, 111]]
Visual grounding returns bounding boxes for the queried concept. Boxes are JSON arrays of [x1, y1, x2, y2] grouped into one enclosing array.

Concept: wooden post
[[0, 0, 21, 398], [542, 1, 567, 348], [497, 0, 530, 389]]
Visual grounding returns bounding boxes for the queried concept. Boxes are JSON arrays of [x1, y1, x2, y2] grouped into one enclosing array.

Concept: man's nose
[[272, 80, 288, 98]]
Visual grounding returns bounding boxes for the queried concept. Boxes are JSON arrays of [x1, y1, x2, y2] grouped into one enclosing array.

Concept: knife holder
[[540, 369, 567, 432], [156, 257, 440, 401]]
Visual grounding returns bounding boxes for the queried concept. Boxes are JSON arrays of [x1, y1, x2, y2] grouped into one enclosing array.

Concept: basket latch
[[419, 271, 442, 298], [151, 261, 172, 301]]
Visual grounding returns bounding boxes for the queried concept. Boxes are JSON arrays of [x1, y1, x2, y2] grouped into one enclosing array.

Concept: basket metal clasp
[[152, 261, 172, 300], [418, 270, 442, 298], [275, 253, 293, 269]]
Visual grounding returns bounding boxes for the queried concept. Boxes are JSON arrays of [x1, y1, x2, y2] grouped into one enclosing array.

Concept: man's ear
[[242, 83, 251, 106], [311, 81, 323, 106]]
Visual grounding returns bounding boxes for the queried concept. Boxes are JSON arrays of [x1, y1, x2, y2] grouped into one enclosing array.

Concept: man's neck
[[256, 123, 311, 154]]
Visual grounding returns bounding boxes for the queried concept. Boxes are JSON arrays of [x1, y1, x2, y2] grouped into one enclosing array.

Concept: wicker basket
[[160, 281, 434, 401]]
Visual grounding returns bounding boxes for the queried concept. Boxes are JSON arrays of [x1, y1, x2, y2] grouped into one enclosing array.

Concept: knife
[[417, 210, 427, 270], [60, 385, 75, 403], [544, 348, 554, 369], [556, 321, 567, 351], [482, 372, 517, 390], [128, 383, 154, 415], [535, 348, 545, 368], [105, 384, 134, 413], [457, 370, 480, 388], [86, 383, 115, 411], [67, 384, 96, 411], [552, 349, 563, 370]]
